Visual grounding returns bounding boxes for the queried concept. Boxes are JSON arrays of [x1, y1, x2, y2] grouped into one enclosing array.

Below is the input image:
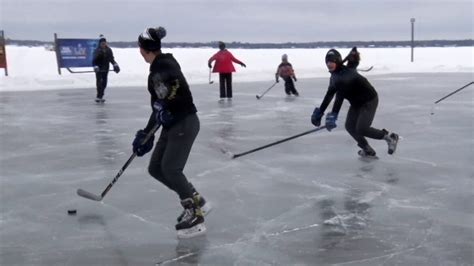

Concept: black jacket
[[319, 66, 377, 114], [92, 46, 116, 71], [144, 53, 197, 132]]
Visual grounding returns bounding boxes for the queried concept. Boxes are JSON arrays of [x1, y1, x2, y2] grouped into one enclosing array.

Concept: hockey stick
[[222, 126, 326, 159], [358, 66, 373, 72], [77, 123, 161, 201], [208, 68, 214, 84], [66, 68, 113, 74], [434, 81, 473, 104], [256, 82, 278, 99]]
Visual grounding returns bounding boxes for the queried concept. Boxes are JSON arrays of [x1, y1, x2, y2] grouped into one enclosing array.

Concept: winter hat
[[325, 49, 342, 65], [218, 41, 226, 50], [281, 54, 288, 61], [138, 27, 167, 51], [98, 34, 106, 43]]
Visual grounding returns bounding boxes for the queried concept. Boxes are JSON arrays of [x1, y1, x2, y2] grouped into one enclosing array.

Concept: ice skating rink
[[1, 73, 473, 265]]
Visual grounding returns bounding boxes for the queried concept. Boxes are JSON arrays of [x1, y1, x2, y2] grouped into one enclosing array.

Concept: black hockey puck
[[67, 209, 77, 215]]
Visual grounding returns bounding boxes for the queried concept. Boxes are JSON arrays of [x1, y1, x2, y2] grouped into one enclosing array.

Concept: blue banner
[[56, 39, 99, 68]]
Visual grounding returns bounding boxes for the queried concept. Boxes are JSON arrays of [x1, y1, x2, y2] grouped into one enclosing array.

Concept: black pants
[[95, 71, 109, 99], [345, 97, 385, 149], [219, 73, 232, 98], [148, 113, 200, 200], [282, 77, 298, 95]]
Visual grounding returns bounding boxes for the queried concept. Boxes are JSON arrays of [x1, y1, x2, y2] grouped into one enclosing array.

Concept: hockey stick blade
[[256, 82, 277, 100], [219, 148, 235, 159], [358, 66, 373, 72], [77, 188, 102, 201]]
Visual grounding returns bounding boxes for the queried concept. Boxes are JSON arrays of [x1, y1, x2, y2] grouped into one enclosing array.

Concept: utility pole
[[410, 18, 415, 62]]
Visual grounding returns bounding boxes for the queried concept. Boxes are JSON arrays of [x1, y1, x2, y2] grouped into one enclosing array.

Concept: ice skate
[[95, 97, 105, 103], [176, 198, 206, 239], [383, 130, 399, 155], [357, 145, 378, 160], [177, 192, 212, 222], [358, 150, 378, 160]]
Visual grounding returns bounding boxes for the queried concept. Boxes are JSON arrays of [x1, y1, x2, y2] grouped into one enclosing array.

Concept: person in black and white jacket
[[132, 26, 211, 239], [92, 37, 120, 102]]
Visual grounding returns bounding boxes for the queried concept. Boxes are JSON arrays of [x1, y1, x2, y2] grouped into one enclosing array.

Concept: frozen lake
[[0, 73, 473, 265]]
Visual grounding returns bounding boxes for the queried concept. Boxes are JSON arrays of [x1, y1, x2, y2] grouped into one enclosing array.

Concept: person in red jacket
[[208, 41, 246, 101]]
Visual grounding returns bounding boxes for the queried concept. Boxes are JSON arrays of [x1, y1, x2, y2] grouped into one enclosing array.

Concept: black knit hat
[[138, 27, 167, 51], [218, 41, 225, 50], [98, 34, 107, 43], [325, 49, 342, 65]]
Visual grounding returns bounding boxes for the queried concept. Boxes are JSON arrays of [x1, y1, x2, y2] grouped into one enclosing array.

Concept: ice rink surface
[[1, 73, 473, 265]]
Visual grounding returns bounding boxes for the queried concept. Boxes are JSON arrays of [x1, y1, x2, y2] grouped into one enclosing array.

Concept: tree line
[[5, 39, 473, 49]]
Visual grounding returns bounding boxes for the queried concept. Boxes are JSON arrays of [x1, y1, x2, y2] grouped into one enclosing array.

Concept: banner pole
[[54, 33, 62, 75]]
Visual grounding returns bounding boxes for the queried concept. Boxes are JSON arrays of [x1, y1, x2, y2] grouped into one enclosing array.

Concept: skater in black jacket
[[92, 37, 120, 102], [133, 27, 210, 238], [311, 49, 399, 157]]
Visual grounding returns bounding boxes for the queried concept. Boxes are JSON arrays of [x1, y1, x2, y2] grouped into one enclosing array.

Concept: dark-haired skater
[[311, 49, 399, 158], [208, 41, 246, 102], [92, 36, 120, 102], [134, 26, 211, 238]]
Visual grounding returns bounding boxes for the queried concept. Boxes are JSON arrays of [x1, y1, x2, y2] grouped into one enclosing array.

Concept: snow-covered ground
[[0, 45, 472, 92]]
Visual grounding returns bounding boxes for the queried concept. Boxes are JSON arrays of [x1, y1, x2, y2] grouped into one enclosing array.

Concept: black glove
[[208, 63, 212, 68], [311, 107, 324, 127], [325, 112, 338, 131], [113, 63, 120, 73], [132, 130, 154, 156], [240, 63, 246, 68], [153, 100, 174, 127], [293, 76, 297, 82]]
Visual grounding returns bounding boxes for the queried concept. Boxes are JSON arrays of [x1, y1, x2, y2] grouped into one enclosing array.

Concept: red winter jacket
[[208, 49, 243, 73]]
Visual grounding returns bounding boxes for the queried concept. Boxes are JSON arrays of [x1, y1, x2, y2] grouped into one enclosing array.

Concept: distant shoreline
[[5, 39, 473, 49]]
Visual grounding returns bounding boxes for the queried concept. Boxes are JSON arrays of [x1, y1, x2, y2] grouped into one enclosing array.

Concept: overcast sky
[[1, 0, 473, 43]]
